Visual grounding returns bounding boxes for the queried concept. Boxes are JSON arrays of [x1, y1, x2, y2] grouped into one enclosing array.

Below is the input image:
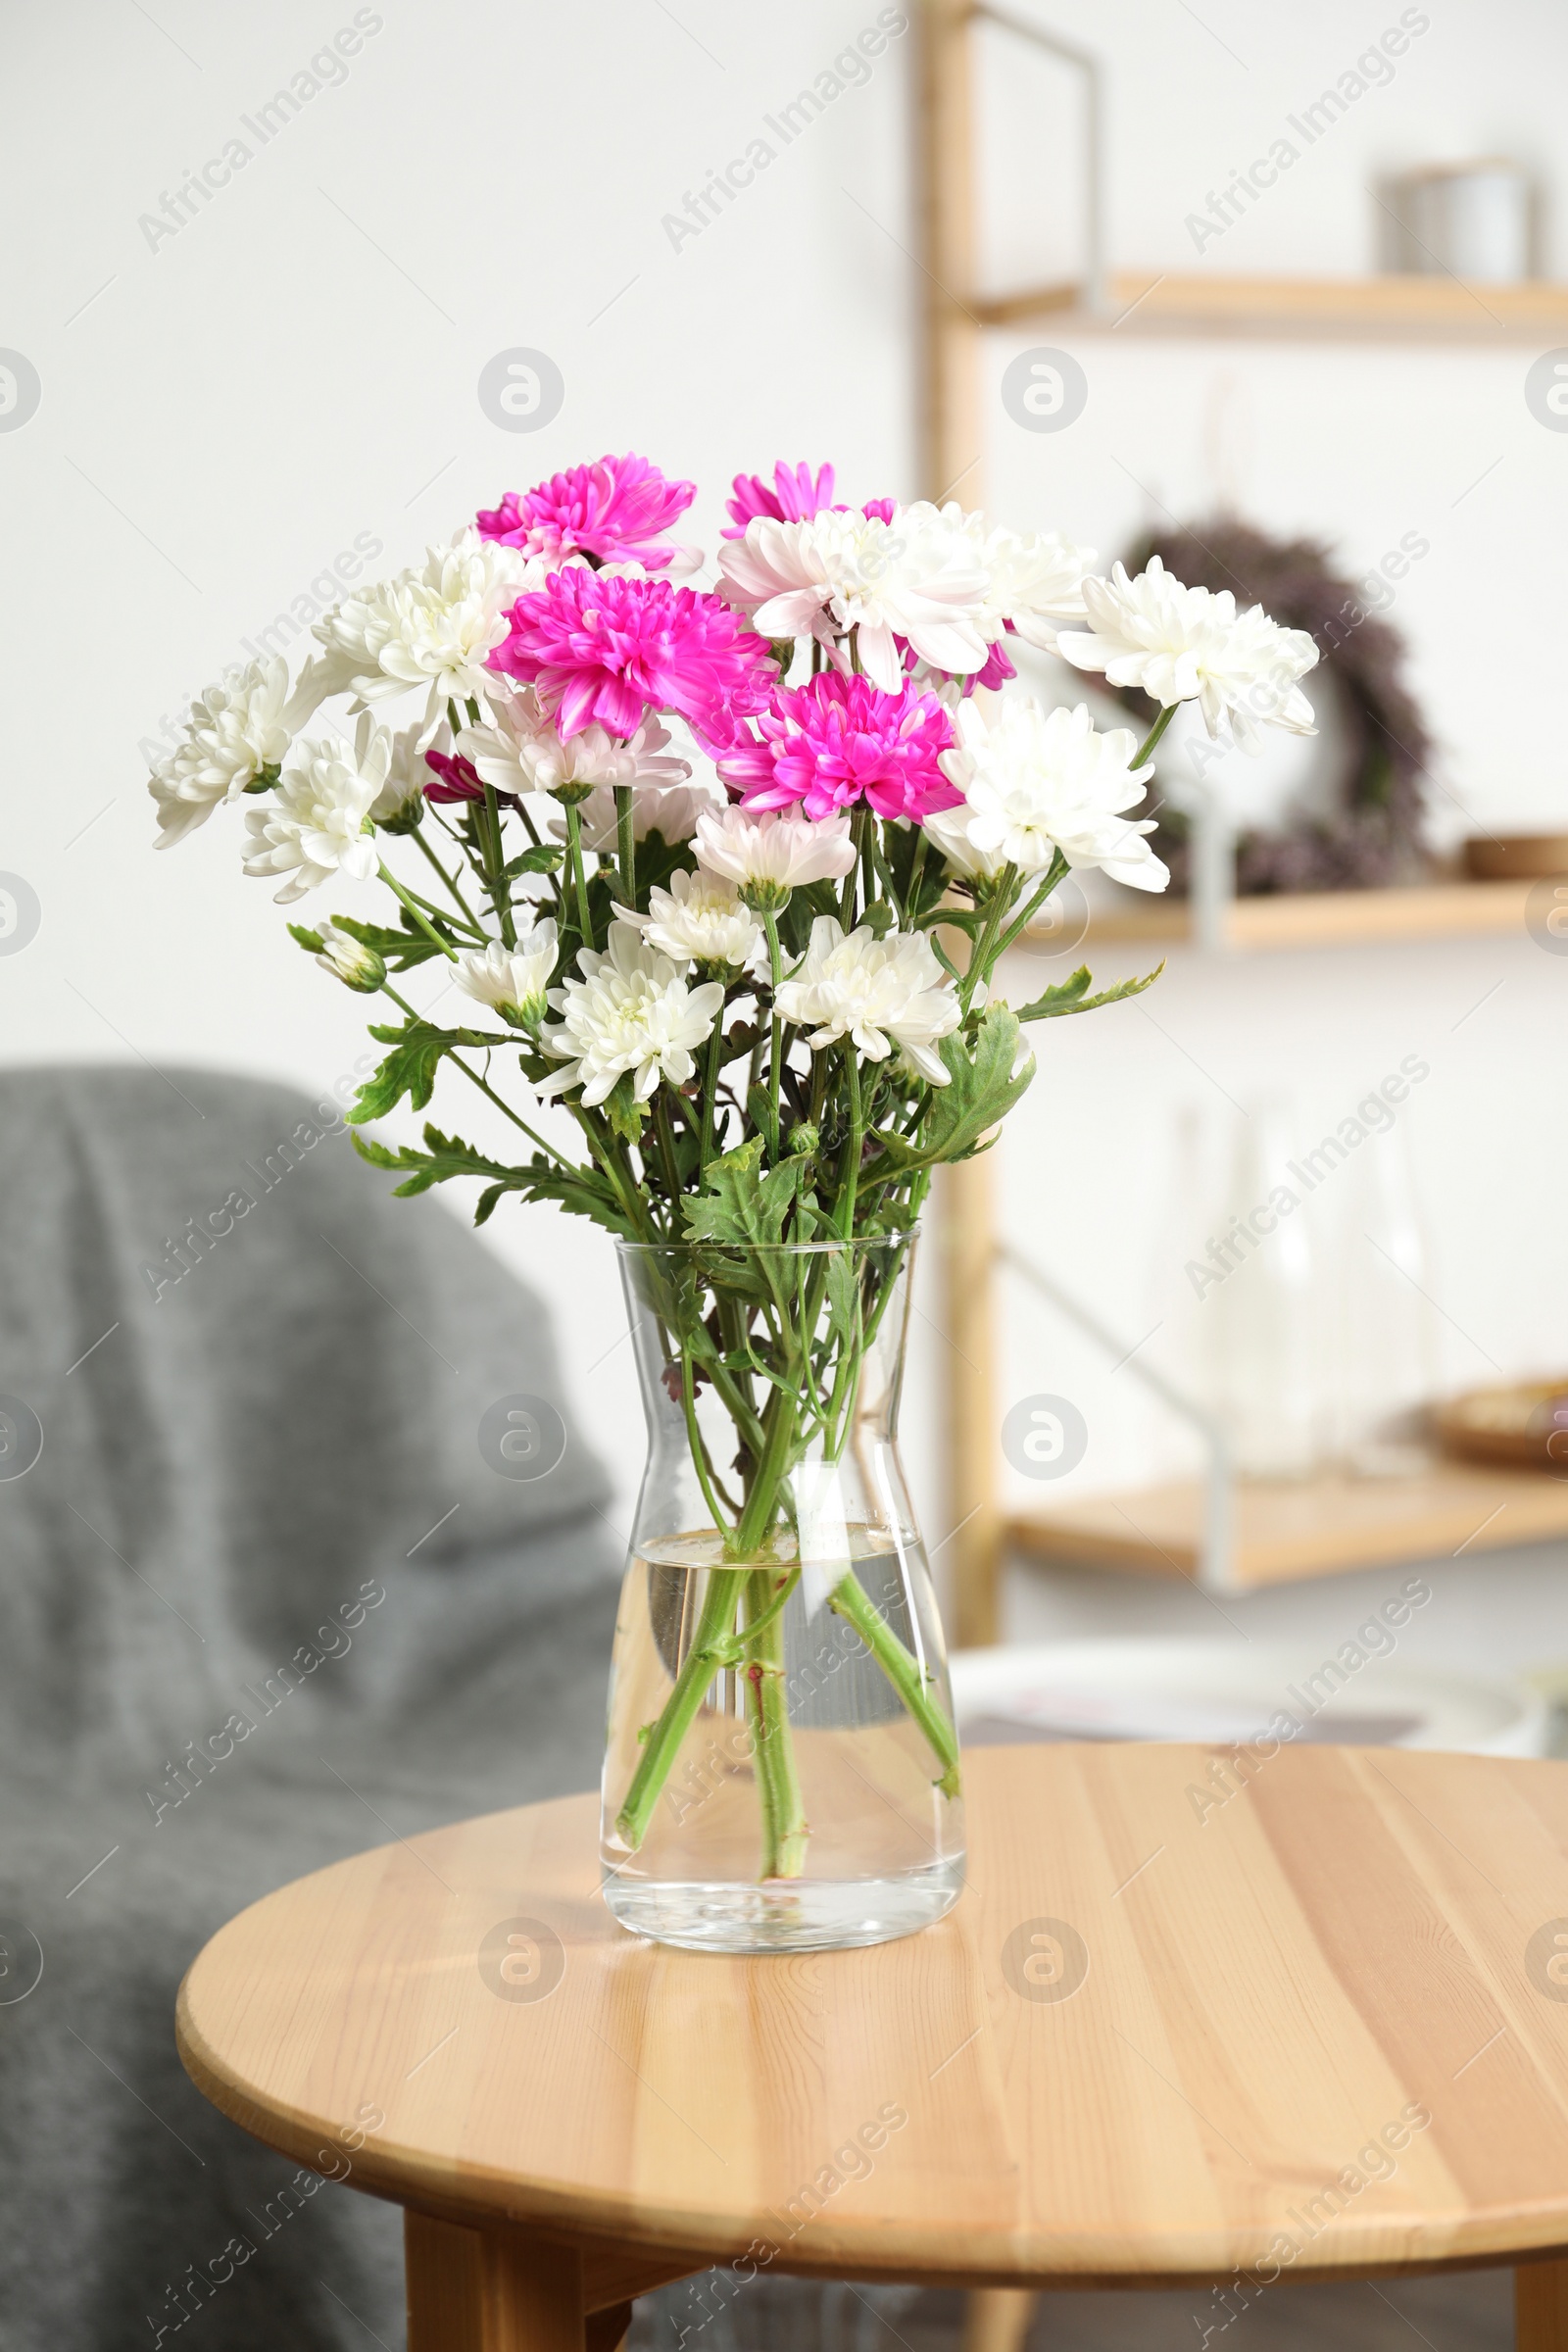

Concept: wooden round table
[[177, 1742, 1568, 2351]]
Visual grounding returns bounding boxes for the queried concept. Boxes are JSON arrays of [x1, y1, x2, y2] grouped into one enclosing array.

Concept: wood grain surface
[[176, 1743, 1568, 2289]]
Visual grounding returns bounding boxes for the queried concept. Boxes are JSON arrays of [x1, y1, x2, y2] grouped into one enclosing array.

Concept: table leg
[[406, 2212, 584, 2352], [586, 2302, 634, 2352], [1518, 2262, 1568, 2352], [962, 2287, 1036, 2352]]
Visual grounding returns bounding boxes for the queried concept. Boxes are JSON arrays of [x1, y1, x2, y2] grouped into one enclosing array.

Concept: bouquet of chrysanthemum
[[149, 453, 1316, 1930]]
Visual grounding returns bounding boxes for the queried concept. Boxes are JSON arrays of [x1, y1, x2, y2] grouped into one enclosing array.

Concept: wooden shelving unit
[[1009, 1460, 1568, 1592], [1034, 878, 1543, 956], [974, 270, 1568, 341], [916, 1, 1566, 1644]]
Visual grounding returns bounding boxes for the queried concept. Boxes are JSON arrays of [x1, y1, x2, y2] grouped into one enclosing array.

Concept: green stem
[[614, 1565, 748, 1850], [738, 1562, 800, 1650], [763, 912, 783, 1162], [732, 1384, 801, 1558], [990, 851, 1068, 965], [836, 1044, 863, 1240], [699, 1019, 723, 1185], [564, 805, 593, 944], [1133, 702, 1178, 768], [828, 1569, 961, 1798], [906, 828, 930, 920], [839, 819, 862, 928], [481, 780, 516, 948], [960, 865, 1017, 1015], [448, 1054, 574, 1171], [615, 785, 637, 910], [680, 1349, 733, 1537], [410, 826, 485, 936], [375, 981, 579, 1181], [654, 1096, 683, 1217], [377, 863, 459, 960], [745, 1567, 808, 1879], [568, 1106, 659, 1243]]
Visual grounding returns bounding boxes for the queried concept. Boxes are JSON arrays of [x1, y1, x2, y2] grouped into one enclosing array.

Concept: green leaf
[[1012, 963, 1092, 1016], [865, 1005, 1036, 1178], [506, 1159, 635, 1240], [720, 1022, 761, 1069], [501, 844, 564, 879], [1011, 962, 1163, 1023], [287, 921, 325, 955], [601, 1073, 646, 1145], [860, 899, 895, 938], [825, 1245, 858, 1346], [351, 1124, 629, 1238], [350, 1121, 506, 1196], [347, 1021, 454, 1123], [348, 1134, 404, 1171], [927, 931, 964, 983], [683, 1136, 812, 1250]]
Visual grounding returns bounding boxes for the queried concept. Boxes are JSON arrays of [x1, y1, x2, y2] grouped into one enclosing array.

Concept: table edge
[[176, 1959, 1568, 2285], [173, 1751, 1568, 2285]]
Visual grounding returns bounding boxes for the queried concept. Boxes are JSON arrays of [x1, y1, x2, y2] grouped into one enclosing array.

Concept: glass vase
[[600, 1230, 964, 1954]]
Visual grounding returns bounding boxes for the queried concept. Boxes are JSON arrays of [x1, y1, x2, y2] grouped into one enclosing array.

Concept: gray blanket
[[0, 1064, 622, 2350]]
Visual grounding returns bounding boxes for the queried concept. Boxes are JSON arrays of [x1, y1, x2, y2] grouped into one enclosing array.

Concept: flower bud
[[316, 921, 385, 993]]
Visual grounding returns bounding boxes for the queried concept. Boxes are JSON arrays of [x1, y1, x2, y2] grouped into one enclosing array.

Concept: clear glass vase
[[600, 1230, 964, 1954]]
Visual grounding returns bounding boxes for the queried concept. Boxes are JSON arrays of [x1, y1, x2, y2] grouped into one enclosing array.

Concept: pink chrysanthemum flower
[[490, 569, 777, 744], [476, 453, 697, 572], [722, 463, 900, 540], [724, 461, 838, 538], [716, 672, 961, 824]]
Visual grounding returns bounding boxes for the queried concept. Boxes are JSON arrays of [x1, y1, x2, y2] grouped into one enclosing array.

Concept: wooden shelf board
[[1031, 878, 1540, 955], [1007, 1459, 1568, 1591], [971, 270, 1568, 340]]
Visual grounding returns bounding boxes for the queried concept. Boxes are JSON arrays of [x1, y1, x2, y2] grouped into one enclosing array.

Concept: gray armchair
[[0, 1064, 620, 2350]]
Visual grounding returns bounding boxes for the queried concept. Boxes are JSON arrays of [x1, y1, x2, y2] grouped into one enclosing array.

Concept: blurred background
[[8, 7, 1568, 2349], [4, 0, 1567, 1735]]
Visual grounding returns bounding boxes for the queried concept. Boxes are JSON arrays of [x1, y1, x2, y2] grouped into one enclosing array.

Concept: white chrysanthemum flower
[[965, 515, 1099, 653], [775, 915, 961, 1087], [1056, 556, 1318, 751], [536, 923, 725, 1108], [149, 658, 302, 846], [301, 530, 539, 725], [694, 805, 858, 908], [616, 868, 767, 976], [921, 803, 1012, 884], [371, 714, 442, 828], [718, 506, 989, 692], [460, 685, 691, 804], [242, 712, 389, 905], [935, 699, 1167, 893], [455, 919, 558, 1025], [315, 921, 385, 992]]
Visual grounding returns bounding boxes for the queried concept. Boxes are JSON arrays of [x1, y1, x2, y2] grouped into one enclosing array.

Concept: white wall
[[4, 1, 1565, 1662]]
